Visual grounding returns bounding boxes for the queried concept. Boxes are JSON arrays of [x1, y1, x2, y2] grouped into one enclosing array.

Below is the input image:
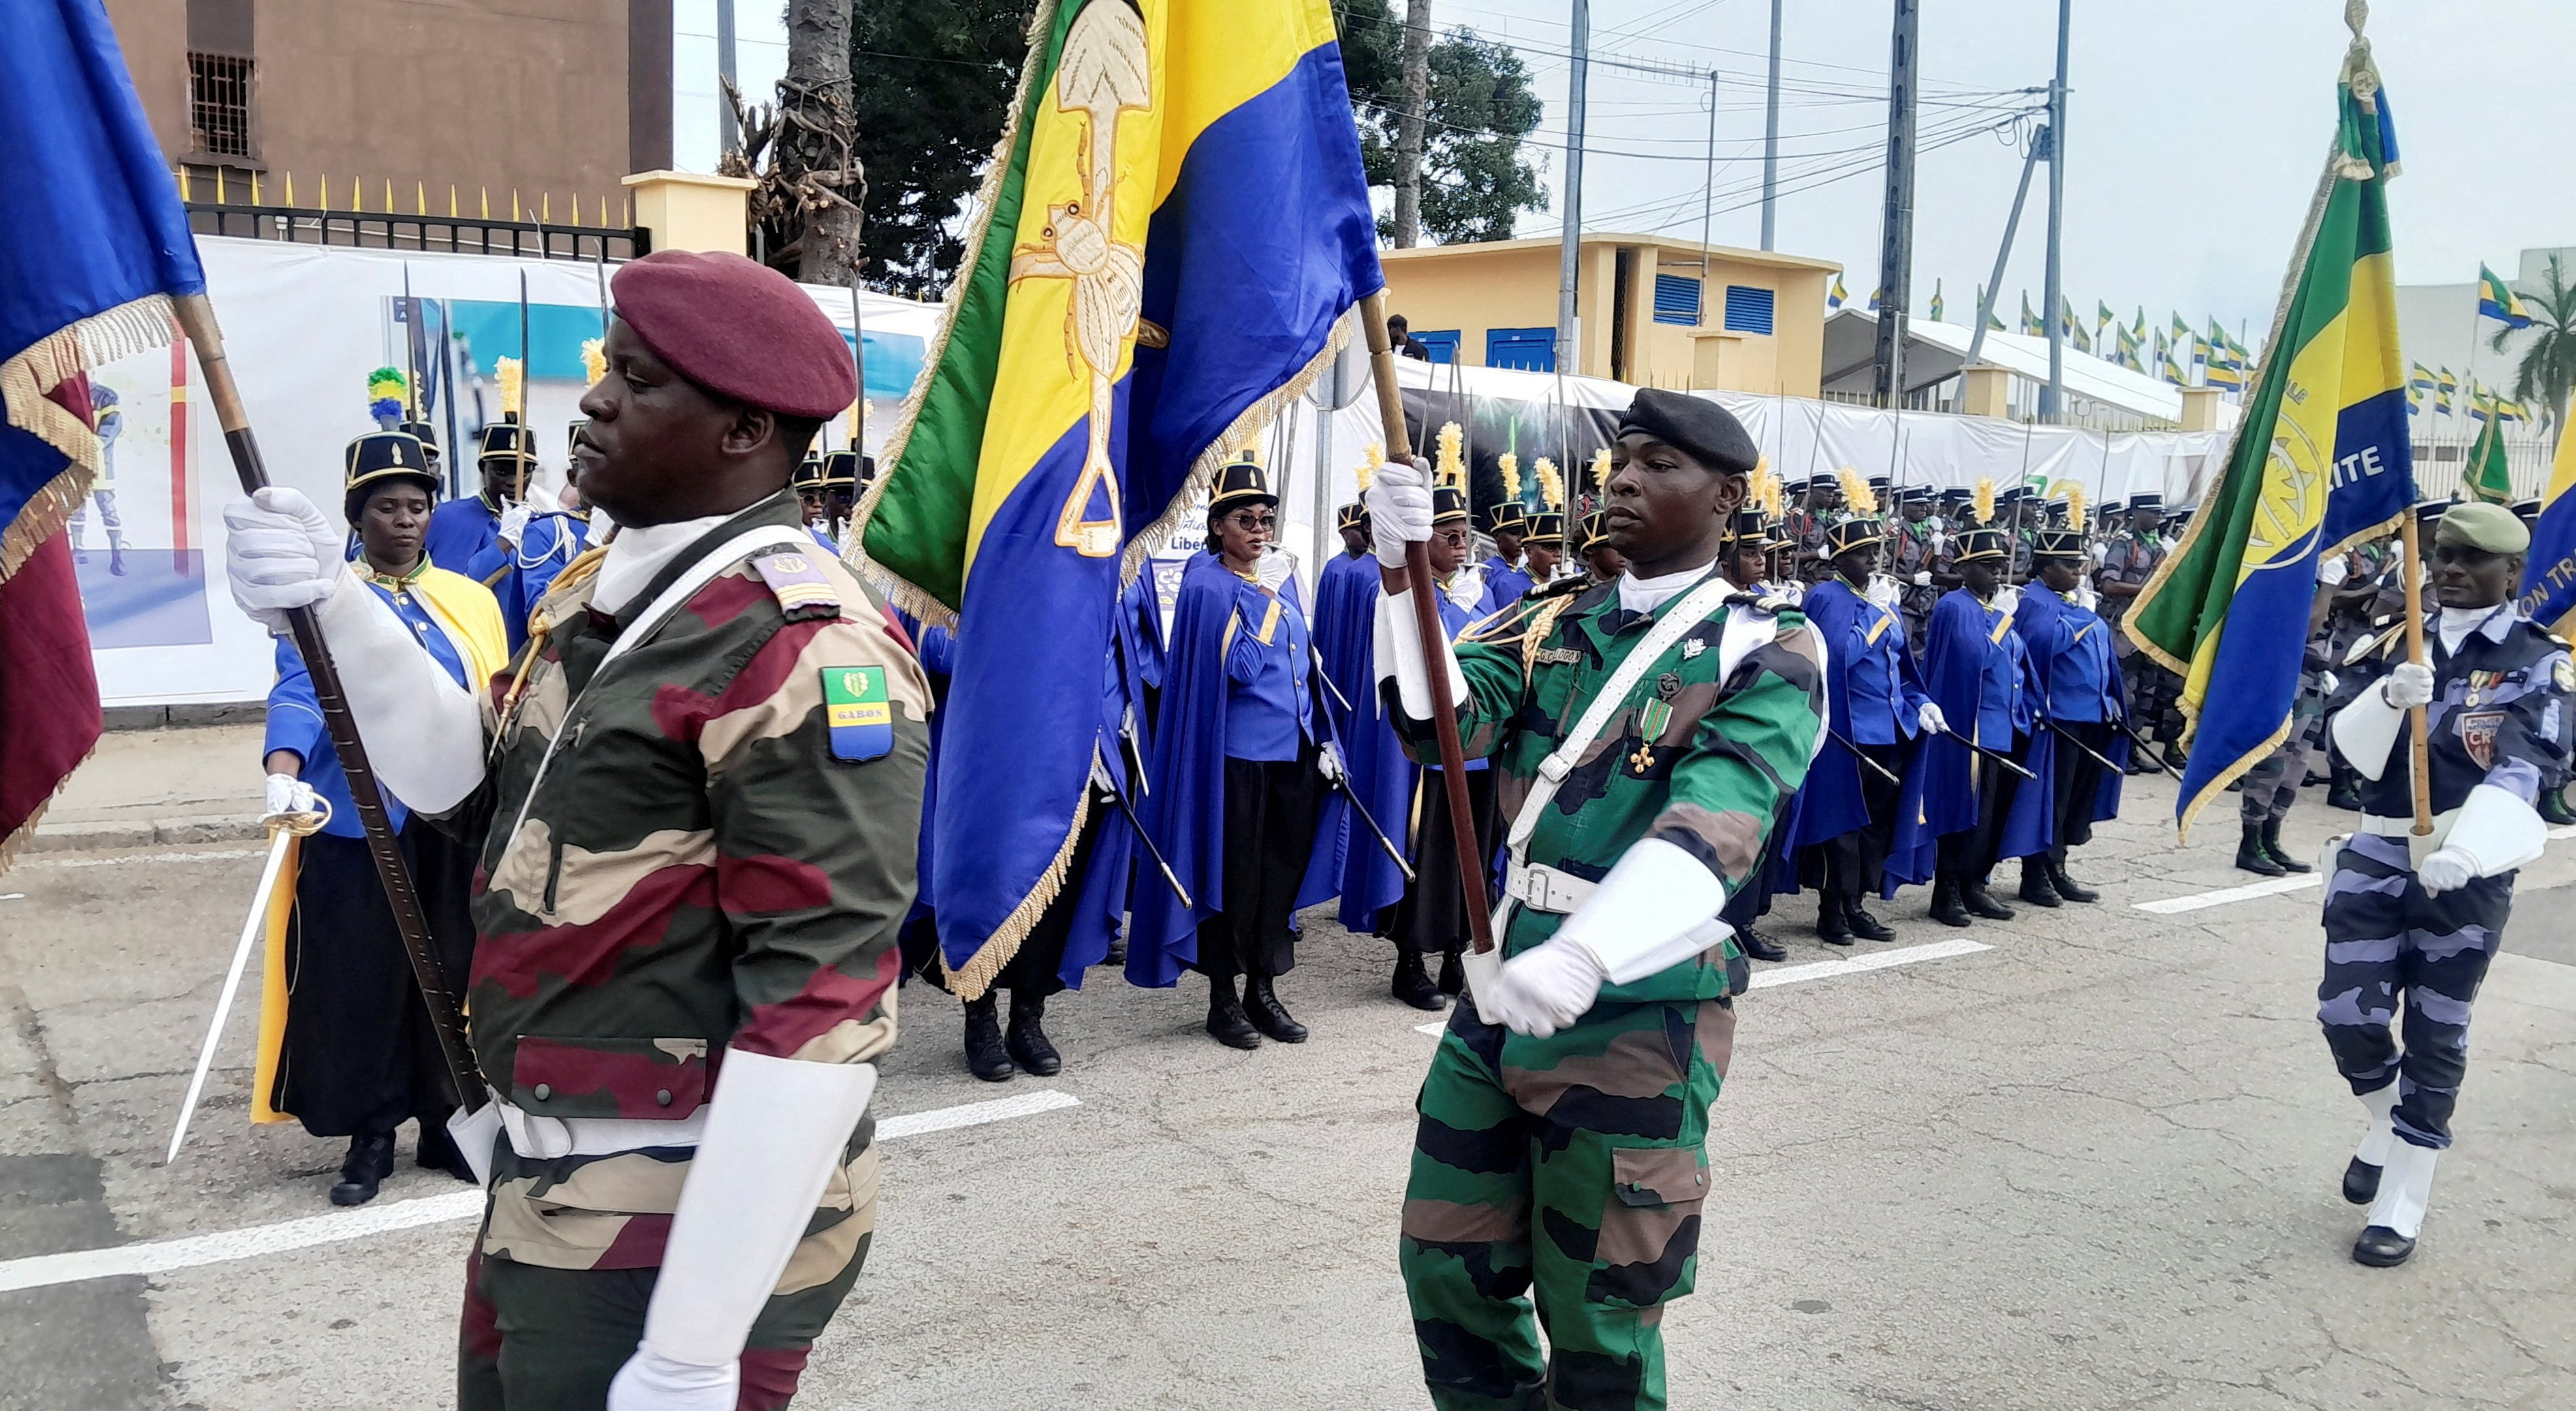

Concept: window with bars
[[188, 52, 253, 157]]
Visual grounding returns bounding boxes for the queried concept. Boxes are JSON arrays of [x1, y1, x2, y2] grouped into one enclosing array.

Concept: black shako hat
[[1336, 502, 1368, 533], [793, 452, 826, 492], [1431, 484, 1471, 525], [345, 430, 439, 496], [1209, 456, 1277, 515], [2033, 526, 2090, 560], [1616, 387, 1758, 476], [1826, 516, 1885, 558], [820, 451, 862, 490], [1953, 526, 2010, 562], [1525, 510, 1566, 540], [477, 421, 530, 463]]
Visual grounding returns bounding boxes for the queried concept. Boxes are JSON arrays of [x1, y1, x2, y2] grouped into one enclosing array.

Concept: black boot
[[330, 1132, 396, 1207], [1961, 877, 2015, 920], [2047, 863, 2099, 904], [2235, 823, 2285, 876], [1928, 875, 1972, 928], [2261, 819, 2311, 874], [1099, 934, 1128, 968], [2163, 742, 2190, 772], [415, 1117, 478, 1184], [1436, 949, 1465, 996], [1391, 947, 1445, 1010], [2541, 787, 2576, 827], [1736, 925, 1787, 962], [1815, 890, 1853, 946], [1244, 972, 1308, 1043], [1205, 975, 1261, 1049], [1842, 895, 1896, 942], [2017, 860, 2062, 908], [963, 993, 1016, 1081], [2325, 761, 2364, 812], [1005, 990, 1061, 1076]]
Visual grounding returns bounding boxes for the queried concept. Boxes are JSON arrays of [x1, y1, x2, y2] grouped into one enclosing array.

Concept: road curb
[[25, 814, 267, 854]]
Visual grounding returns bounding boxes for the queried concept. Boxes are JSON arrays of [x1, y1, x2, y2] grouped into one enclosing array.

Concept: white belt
[[490, 1086, 708, 1160], [1504, 861, 1597, 915], [2357, 810, 2459, 846]]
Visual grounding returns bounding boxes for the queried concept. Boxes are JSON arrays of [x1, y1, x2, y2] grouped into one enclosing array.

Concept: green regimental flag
[[2465, 408, 2514, 503]]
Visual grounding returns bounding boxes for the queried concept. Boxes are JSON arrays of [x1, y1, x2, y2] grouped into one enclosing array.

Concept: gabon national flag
[[2126, 18, 2417, 838]]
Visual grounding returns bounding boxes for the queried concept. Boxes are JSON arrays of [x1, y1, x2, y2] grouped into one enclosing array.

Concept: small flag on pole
[[2478, 262, 2534, 328]]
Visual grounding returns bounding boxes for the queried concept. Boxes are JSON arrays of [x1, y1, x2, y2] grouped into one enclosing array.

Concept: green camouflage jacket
[[460, 493, 931, 1275], [1394, 572, 1826, 1006]]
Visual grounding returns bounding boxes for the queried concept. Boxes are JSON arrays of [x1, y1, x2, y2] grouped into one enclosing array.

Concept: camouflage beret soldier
[[224, 248, 929, 1411]]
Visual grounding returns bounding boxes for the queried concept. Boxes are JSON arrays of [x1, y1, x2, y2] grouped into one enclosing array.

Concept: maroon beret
[[610, 249, 856, 419]]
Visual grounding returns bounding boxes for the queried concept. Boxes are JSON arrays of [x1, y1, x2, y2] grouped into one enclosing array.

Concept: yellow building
[[1377, 233, 1840, 396]]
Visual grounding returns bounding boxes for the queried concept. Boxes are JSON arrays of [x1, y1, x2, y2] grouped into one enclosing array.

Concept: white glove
[[1317, 741, 1347, 785], [223, 488, 347, 634], [1483, 940, 1608, 1039], [497, 502, 533, 550], [2381, 661, 2435, 709], [2319, 670, 2340, 697], [1255, 547, 1294, 591], [1917, 701, 1948, 736], [1445, 569, 1484, 611], [1366, 457, 1434, 570], [262, 772, 320, 820], [1912, 571, 1933, 587], [2416, 846, 2475, 896], [606, 1348, 736, 1411]]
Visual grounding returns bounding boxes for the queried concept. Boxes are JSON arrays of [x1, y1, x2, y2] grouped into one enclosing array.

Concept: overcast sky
[[1438, 0, 2575, 339]]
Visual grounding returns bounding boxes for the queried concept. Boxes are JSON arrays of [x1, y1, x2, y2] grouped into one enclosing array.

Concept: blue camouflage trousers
[[2316, 832, 2512, 1150]]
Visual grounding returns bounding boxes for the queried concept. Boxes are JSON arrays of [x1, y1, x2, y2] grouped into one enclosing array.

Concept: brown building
[[106, 0, 673, 221]]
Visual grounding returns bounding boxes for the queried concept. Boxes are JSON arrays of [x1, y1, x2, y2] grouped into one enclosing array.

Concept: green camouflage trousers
[[1400, 995, 1733, 1410]]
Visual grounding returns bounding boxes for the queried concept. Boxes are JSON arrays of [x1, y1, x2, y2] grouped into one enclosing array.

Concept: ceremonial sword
[[1110, 727, 1192, 908], [1925, 722, 2039, 781], [2041, 718, 2128, 775], [1307, 644, 1419, 881], [167, 804, 327, 1164], [1827, 728, 1903, 785], [2111, 718, 2187, 782]]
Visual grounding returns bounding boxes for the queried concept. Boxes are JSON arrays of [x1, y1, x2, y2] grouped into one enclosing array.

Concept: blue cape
[[1783, 578, 1924, 851], [1884, 588, 2028, 889], [1310, 550, 1413, 930], [2000, 586, 2128, 859]]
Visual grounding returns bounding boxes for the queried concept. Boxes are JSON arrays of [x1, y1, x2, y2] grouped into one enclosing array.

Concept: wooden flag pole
[[2398, 510, 2435, 835], [1359, 292, 1496, 955], [172, 293, 486, 1107]]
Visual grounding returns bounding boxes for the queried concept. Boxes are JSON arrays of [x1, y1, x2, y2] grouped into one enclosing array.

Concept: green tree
[[1334, 1, 1547, 244], [2492, 254, 2576, 445], [849, 0, 1031, 298]]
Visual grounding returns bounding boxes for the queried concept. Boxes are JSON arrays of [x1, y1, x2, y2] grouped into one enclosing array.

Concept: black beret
[[1616, 387, 1758, 476]]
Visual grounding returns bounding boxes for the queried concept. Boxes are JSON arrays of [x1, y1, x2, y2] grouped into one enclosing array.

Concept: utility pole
[[1870, 0, 1920, 410], [1761, 0, 1782, 251], [2040, 0, 2070, 421], [1394, 0, 1434, 247], [1557, 0, 1590, 377], [1697, 68, 1718, 292], [716, 0, 740, 153]]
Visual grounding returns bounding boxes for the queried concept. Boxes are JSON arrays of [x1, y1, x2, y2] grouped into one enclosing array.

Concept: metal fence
[[182, 201, 648, 263]]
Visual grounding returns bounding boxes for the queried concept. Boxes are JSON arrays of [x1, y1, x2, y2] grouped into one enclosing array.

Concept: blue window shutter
[[1723, 285, 1776, 335], [1484, 326, 1556, 373], [1652, 274, 1703, 326], [1413, 330, 1460, 364]]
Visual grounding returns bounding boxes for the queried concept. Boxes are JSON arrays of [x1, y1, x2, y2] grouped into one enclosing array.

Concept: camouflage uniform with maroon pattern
[[452, 494, 930, 1410]]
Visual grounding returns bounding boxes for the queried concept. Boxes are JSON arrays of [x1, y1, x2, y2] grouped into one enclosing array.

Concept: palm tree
[[2492, 254, 2576, 449]]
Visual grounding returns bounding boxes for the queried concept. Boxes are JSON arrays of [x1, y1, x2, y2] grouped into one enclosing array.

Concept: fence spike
[[214, 166, 226, 205], [512, 189, 522, 222], [385, 179, 394, 213], [319, 174, 329, 210], [541, 191, 550, 223], [284, 171, 294, 206], [417, 181, 426, 215], [450, 185, 459, 218], [177, 165, 191, 202], [250, 170, 260, 204], [480, 187, 490, 219]]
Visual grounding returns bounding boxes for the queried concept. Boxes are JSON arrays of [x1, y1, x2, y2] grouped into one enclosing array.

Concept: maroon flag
[[0, 376, 104, 867]]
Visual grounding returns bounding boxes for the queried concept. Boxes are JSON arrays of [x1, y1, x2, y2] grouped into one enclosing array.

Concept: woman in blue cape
[[2003, 527, 2128, 904], [1128, 458, 1340, 1049], [1311, 499, 1415, 940], [1887, 525, 2035, 923]]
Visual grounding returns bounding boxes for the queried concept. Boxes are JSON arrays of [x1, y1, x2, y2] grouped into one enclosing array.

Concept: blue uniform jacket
[[1884, 588, 2032, 889], [466, 511, 589, 654], [1785, 576, 1928, 851], [423, 496, 498, 579], [2001, 584, 2128, 859]]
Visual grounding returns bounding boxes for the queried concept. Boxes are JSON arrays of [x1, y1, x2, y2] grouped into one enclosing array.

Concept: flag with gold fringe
[[2126, 11, 2417, 839], [2521, 411, 2576, 635], [853, 0, 1382, 996]]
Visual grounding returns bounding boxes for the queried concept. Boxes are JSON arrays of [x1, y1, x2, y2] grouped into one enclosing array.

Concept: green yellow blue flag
[[1829, 274, 1848, 309], [2127, 22, 2415, 838], [2520, 404, 2576, 634], [2478, 262, 2533, 328], [1928, 279, 1944, 323], [856, 0, 1381, 993], [2464, 400, 2514, 502], [2020, 291, 2043, 336]]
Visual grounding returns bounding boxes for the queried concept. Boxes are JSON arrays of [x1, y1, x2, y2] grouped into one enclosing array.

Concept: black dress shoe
[[415, 1119, 479, 1184], [1205, 977, 1262, 1049], [1928, 876, 1972, 928], [2343, 1156, 2382, 1205], [1843, 898, 1896, 942], [2261, 819, 2311, 874], [2017, 863, 2062, 908], [1100, 936, 1129, 968], [1391, 948, 1445, 1011], [2325, 784, 2364, 812], [2046, 864, 2099, 904], [1436, 950, 1465, 997], [1244, 973, 1308, 1043], [1005, 991, 1061, 1076], [964, 994, 1016, 1082], [1961, 880, 2015, 921], [2236, 823, 2286, 876], [330, 1132, 396, 1207], [1815, 891, 1854, 946], [2351, 1226, 2416, 1267], [1736, 927, 1788, 962]]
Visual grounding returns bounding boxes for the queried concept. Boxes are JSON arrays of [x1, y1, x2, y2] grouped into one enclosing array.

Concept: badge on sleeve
[[823, 667, 894, 762], [755, 552, 843, 622]]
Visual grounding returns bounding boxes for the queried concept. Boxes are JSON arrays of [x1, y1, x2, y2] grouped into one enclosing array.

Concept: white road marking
[[2133, 874, 2322, 915], [0, 893, 23, 901], [0, 1089, 1080, 1295], [1411, 938, 1995, 1036], [19, 848, 268, 869]]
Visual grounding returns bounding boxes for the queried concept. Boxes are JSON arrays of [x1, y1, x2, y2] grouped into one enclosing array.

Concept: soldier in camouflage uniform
[[1782, 474, 1841, 582], [225, 249, 928, 1410], [2094, 495, 2183, 772], [1887, 485, 1945, 657], [1366, 388, 1825, 1411]]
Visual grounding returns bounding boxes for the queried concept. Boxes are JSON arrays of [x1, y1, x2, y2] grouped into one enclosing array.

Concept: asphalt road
[[1, 778, 2570, 1410]]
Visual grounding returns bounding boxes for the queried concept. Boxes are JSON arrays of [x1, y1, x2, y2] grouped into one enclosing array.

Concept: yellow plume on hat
[[1498, 452, 1522, 504], [1838, 467, 1877, 518], [1755, 466, 1785, 518], [580, 338, 606, 388], [1588, 446, 1612, 491], [1355, 442, 1385, 494], [495, 356, 525, 419], [1533, 457, 1563, 512], [2068, 486, 2088, 533], [1972, 476, 1996, 527], [1435, 422, 1465, 488]]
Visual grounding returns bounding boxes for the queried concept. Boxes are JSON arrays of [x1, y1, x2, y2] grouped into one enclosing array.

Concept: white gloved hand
[[223, 488, 347, 634], [1917, 701, 1949, 736], [1317, 741, 1347, 785], [1484, 940, 1609, 1038], [1366, 458, 1434, 570], [1445, 569, 1484, 611], [1912, 570, 1933, 587], [1256, 547, 1294, 591], [497, 503, 533, 550], [2319, 670, 2340, 698], [2416, 846, 2475, 896], [605, 1348, 737, 1411], [262, 773, 320, 820], [2381, 661, 2435, 709]]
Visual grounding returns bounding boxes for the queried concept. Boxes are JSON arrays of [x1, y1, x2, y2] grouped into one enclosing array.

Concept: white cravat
[[590, 511, 737, 614], [2436, 604, 2512, 656], [1618, 558, 1720, 616]]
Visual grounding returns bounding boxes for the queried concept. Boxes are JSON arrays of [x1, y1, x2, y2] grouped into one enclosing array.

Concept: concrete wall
[[107, 0, 655, 223]]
